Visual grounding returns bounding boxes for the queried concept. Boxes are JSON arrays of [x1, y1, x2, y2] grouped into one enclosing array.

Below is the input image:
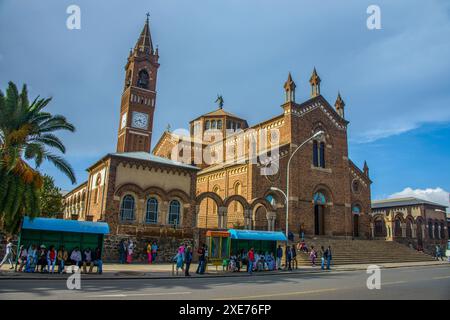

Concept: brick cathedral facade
[[63, 18, 375, 261]]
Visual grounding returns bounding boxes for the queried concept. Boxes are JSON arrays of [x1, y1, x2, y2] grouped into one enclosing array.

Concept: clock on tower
[[116, 16, 159, 153]]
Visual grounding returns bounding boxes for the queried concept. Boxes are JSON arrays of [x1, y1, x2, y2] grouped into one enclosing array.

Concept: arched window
[[120, 195, 135, 222], [145, 198, 158, 224], [168, 200, 181, 226], [394, 218, 402, 237], [374, 219, 384, 236], [406, 219, 413, 238], [211, 120, 217, 129], [319, 142, 325, 168], [313, 192, 326, 205], [313, 141, 319, 167], [434, 222, 439, 239], [205, 120, 210, 130], [137, 69, 149, 89], [428, 220, 433, 238], [265, 194, 276, 206], [352, 204, 361, 215], [440, 222, 445, 239], [217, 120, 222, 129]]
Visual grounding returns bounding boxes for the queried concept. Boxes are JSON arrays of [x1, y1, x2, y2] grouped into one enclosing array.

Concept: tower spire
[[283, 72, 296, 103], [309, 67, 321, 98], [134, 14, 154, 54], [363, 161, 369, 177], [335, 91, 345, 118]]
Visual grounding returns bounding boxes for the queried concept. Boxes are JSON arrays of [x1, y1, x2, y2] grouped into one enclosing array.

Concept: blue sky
[[0, 0, 449, 208]]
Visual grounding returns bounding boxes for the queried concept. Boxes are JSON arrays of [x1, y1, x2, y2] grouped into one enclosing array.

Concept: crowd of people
[[0, 238, 103, 274], [118, 239, 159, 264], [222, 241, 333, 274]]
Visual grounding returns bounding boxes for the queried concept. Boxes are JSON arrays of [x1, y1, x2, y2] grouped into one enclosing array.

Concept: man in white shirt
[[0, 238, 15, 270], [70, 247, 82, 267]]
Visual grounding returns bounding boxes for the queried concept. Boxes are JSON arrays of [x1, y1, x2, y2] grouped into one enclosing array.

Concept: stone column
[[161, 201, 169, 225], [411, 224, 416, 238], [218, 207, 228, 229], [421, 224, 426, 240], [370, 222, 374, 239], [266, 211, 276, 231], [244, 209, 252, 230], [194, 205, 200, 227], [438, 225, 441, 239], [432, 225, 435, 239], [401, 223, 406, 238]]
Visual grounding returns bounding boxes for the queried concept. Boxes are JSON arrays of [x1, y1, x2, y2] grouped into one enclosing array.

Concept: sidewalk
[[0, 260, 447, 280]]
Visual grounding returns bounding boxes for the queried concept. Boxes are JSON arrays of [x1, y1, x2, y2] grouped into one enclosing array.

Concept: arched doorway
[[253, 205, 267, 230], [313, 192, 326, 235], [416, 218, 423, 247], [352, 204, 361, 237]]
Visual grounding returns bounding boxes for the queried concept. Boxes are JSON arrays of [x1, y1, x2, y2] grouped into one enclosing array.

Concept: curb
[[0, 262, 447, 281]]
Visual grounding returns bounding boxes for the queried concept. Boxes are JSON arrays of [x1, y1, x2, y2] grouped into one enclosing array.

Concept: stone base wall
[[394, 237, 447, 256], [103, 227, 202, 262]]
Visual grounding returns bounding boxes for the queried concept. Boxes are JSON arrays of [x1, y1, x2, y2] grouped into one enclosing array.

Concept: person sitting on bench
[[82, 248, 94, 273], [70, 247, 82, 267]]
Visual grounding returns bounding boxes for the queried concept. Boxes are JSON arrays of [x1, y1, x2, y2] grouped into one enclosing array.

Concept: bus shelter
[[18, 217, 110, 258]]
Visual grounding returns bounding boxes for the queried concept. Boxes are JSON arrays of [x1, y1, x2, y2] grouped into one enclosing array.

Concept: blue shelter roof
[[228, 229, 287, 241], [22, 217, 109, 235]]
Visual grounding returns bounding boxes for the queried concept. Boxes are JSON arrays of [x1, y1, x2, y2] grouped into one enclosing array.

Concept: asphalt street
[[0, 265, 448, 300]]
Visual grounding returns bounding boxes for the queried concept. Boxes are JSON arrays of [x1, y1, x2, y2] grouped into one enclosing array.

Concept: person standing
[[291, 244, 298, 269], [326, 246, 332, 270], [151, 241, 158, 264], [196, 244, 206, 274], [127, 240, 134, 264], [248, 248, 255, 275], [320, 246, 326, 270], [146, 242, 152, 264], [119, 239, 126, 264], [0, 238, 15, 270], [435, 245, 443, 261], [285, 245, 292, 271], [175, 248, 184, 275], [310, 246, 317, 267], [276, 245, 283, 270], [184, 246, 193, 276]]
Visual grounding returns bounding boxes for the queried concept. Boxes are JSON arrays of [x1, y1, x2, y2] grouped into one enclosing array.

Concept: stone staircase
[[294, 237, 436, 266]]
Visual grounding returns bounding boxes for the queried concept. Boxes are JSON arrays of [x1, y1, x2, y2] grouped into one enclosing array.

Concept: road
[[0, 265, 448, 300]]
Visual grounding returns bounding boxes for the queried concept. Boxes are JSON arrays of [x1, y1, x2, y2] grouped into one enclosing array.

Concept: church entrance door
[[314, 205, 325, 235]]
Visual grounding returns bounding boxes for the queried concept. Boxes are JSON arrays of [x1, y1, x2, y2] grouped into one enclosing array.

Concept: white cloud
[[389, 187, 450, 212]]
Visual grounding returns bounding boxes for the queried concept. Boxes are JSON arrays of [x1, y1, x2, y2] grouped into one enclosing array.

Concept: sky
[[0, 0, 449, 209]]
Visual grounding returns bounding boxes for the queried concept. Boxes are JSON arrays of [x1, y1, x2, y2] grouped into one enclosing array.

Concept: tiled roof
[[111, 152, 199, 170], [371, 197, 447, 209]]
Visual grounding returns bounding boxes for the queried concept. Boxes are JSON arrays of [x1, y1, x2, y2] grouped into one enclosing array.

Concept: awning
[[228, 229, 287, 241], [22, 217, 110, 235]]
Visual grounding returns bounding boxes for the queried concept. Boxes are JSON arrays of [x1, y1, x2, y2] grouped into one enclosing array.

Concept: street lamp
[[270, 131, 324, 238]]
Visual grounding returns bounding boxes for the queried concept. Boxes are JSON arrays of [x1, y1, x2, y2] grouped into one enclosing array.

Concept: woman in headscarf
[[126, 240, 134, 264]]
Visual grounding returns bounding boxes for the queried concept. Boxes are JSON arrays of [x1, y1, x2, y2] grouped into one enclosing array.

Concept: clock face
[[131, 112, 148, 129], [120, 112, 127, 129]]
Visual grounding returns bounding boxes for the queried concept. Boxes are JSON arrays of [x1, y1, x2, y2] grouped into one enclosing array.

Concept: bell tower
[[116, 14, 160, 153]]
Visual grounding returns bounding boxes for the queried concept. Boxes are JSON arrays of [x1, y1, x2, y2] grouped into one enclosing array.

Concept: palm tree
[[0, 81, 76, 232]]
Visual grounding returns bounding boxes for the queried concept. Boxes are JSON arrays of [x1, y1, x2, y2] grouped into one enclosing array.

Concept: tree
[[0, 81, 76, 232], [40, 175, 63, 217]]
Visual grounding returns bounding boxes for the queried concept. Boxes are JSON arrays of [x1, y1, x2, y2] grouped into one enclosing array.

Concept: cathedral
[[63, 17, 372, 261]]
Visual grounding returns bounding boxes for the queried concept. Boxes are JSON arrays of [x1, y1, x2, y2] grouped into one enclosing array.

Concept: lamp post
[[271, 131, 324, 239]]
